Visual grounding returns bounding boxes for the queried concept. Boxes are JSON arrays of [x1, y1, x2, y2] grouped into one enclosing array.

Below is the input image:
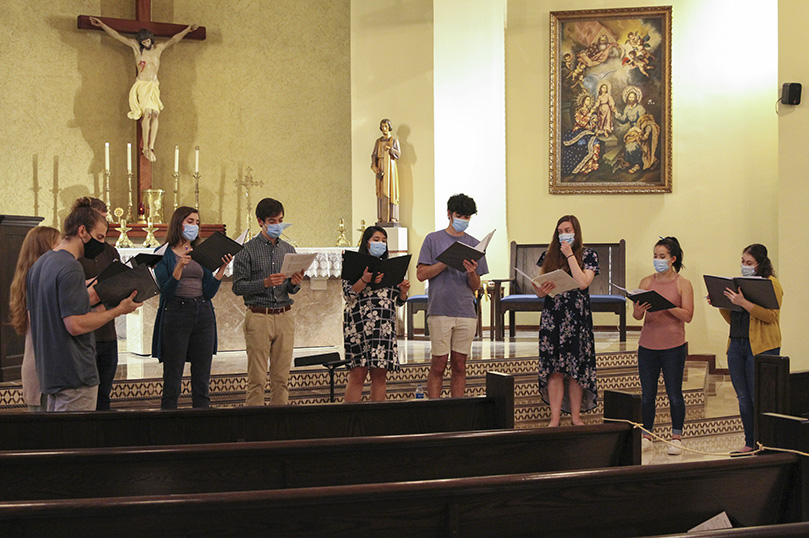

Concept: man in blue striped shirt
[[233, 198, 304, 406]]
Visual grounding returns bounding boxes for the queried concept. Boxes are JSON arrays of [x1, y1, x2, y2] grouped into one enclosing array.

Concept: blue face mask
[[264, 222, 290, 239], [182, 224, 199, 241], [653, 259, 669, 273], [369, 241, 387, 258], [741, 264, 756, 277], [558, 232, 575, 245], [451, 217, 469, 233]]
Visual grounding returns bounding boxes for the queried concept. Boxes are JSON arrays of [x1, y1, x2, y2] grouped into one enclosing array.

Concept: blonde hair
[[8, 226, 62, 335]]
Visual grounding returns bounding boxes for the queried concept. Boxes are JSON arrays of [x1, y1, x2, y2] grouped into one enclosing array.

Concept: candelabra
[[172, 171, 180, 211], [113, 208, 134, 249], [104, 170, 113, 223], [234, 167, 264, 242]]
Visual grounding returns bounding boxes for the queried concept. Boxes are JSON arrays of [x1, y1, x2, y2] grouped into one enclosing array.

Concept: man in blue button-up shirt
[[233, 198, 304, 406]]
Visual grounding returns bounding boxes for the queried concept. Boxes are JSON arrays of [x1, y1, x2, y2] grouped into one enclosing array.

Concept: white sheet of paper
[[154, 243, 169, 256], [235, 229, 248, 246], [530, 269, 580, 297], [474, 229, 496, 252], [688, 512, 733, 532], [279, 252, 317, 276]]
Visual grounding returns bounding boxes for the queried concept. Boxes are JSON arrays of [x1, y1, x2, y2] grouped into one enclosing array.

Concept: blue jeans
[[95, 340, 118, 410], [160, 296, 216, 410], [727, 338, 780, 448], [638, 343, 687, 435]]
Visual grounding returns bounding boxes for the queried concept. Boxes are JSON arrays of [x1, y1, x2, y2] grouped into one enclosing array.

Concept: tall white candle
[[195, 146, 200, 173], [174, 146, 180, 173], [127, 143, 132, 173], [104, 142, 110, 172]]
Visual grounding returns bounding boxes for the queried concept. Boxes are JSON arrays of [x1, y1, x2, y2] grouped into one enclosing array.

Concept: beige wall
[[350, 0, 435, 290], [778, 0, 809, 370], [506, 0, 779, 361], [0, 0, 351, 247]]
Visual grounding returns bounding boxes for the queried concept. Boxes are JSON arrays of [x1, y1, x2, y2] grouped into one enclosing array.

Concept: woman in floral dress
[[532, 215, 599, 426], [343, 226, 410, 402]]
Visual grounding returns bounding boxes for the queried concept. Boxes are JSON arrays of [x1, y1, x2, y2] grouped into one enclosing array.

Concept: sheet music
[[474, 229, 496, 252], [688, 512, 733, 532], [516, 268, 579, 297], [279, 252, 317, 276], [235, 229, 248, 245]]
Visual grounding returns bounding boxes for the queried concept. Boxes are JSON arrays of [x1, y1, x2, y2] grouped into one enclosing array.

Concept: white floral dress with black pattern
[[536, 248, 599, 413], [342, 280, 405, 371]]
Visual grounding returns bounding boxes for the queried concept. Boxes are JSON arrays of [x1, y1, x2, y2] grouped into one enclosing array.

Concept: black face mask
[[83, 236, 106, 259]]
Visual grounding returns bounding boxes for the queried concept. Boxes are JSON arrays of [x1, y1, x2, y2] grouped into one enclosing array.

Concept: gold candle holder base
[[335, 218, 351, 247], [143, 220, 160, 249], [113, 208, 134, 249]]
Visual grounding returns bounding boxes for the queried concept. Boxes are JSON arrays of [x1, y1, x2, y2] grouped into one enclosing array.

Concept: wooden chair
[[490, 240, 627, 341]]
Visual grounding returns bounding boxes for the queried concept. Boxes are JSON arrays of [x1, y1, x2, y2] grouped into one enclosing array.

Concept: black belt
[[248, 305, 291, 315]]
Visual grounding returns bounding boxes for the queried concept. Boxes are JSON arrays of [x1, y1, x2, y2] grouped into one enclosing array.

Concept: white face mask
[[741, 264, 756, 277], [558, 232, 575, 245]]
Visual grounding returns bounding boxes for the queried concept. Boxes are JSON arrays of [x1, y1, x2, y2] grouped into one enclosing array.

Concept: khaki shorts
[[428, 316, 477, 357]]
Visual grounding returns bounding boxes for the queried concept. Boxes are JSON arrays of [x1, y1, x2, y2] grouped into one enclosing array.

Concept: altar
[[122, 247, 350, 355]]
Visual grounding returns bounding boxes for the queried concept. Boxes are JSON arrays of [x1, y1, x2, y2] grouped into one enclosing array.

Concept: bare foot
[[571, 419, 585, 426], [547, 420, 560, 428], [142, 147, 150, 159], [148, 149, 156, 162]]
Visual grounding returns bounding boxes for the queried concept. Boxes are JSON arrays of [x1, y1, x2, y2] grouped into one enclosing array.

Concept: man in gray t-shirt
[[417, 194, 488, 399], [27, 198, 141, 412]]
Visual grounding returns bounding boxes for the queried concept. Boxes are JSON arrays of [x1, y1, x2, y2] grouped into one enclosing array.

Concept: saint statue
[[89, 17, 198, 162], [371, 119, 401, 224]]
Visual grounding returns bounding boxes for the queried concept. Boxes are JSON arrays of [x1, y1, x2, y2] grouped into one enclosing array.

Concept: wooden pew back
[[0, 454, 800, 537], [0, 371, 513, 450]]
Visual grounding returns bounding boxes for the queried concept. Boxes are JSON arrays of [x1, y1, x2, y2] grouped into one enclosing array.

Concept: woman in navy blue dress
[[532, 215, 599, 426]]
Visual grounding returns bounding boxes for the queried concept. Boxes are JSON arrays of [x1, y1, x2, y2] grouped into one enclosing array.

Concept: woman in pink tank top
[[633, 237, 694, 456]]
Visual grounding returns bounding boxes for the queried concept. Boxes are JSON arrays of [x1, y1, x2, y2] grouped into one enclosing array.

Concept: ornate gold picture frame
[[550, 6, 672, 194]]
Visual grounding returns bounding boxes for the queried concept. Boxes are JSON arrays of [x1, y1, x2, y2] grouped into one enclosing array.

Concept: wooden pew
[[0, 453, 802, 537], [754, 354, 809, 445], [0, 371, 514, 450], [0, 390, 639, 502]]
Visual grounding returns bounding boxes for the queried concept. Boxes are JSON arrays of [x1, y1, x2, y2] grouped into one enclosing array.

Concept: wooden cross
[[78, 0, 205, 209]]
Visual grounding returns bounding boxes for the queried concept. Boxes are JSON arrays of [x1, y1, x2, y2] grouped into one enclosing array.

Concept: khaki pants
[[46, 385, 99, 412], [244, 309, 295, 406]]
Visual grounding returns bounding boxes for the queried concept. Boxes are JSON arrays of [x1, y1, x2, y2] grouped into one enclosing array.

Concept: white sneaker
[[667, 439, 684, 455], [642, 437, 653, 452]]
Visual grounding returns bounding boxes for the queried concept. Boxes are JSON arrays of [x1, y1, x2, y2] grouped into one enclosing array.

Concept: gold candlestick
[[234, 167, 264, 242], [193, 172, 201, 210], [142, 217, 160, 249], [104, 171, 113, 223], [126, 171, 134, 222], [335, 218, 351, 247], [113, 208, 134, 249], [172, 171, 180, 211]]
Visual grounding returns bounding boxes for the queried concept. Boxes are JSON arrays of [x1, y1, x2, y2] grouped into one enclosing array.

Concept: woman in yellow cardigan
[[716, 244, 783, 454]]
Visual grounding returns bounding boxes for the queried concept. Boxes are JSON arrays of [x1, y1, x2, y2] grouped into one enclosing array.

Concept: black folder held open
[[341, 251, 411, 290], [612, 284, 676, 312], [190, 232, 244, 272], [94, 263, 160, 309], [703, 275, 779, 311]]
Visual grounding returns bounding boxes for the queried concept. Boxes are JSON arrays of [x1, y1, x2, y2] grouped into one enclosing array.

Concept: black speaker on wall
[[781, 82, 802, 105]]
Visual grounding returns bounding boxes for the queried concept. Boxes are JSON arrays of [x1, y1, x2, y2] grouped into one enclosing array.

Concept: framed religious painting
[[549, 6, 672, 194]]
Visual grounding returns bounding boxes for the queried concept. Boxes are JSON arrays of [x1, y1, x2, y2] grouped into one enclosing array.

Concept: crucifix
[[78, 0, 205, 210]]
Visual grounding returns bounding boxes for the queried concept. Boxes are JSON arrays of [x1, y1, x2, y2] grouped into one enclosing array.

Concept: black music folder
[[94, 263, 160, 309], [704, 275, 779, 311], [341, 251, 412, 290], [190, 232, 243, 272], [613, 285, 676, 313], [129, 253, 163, 268], [435, 230, 495, 272]]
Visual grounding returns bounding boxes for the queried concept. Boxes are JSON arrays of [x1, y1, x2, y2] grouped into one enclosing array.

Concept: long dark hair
[[744, 243, 774, 278], [358, 226, 389, 259], [656, 236, 684, 272], [166, 206, 200, 248], [541, 215, 583, 273]]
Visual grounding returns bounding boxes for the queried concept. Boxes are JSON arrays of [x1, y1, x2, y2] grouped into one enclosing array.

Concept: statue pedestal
[[381, 225, 408, 256]]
